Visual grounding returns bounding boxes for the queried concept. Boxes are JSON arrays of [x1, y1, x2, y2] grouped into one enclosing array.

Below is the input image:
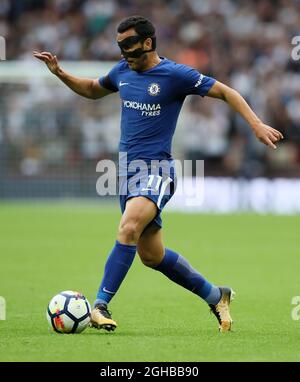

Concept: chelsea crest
[[148, 83, 161, 96]]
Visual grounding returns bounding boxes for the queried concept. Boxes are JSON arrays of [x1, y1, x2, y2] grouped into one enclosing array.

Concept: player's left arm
[[207, 81, 284, 149]]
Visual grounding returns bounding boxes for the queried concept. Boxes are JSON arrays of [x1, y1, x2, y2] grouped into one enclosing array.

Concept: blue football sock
[[154, 248, 221, 305], [94, 241, 136, 306]]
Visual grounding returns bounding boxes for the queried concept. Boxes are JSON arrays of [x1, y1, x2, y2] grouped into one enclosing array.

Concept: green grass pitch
[[0, 202, 300, 362]]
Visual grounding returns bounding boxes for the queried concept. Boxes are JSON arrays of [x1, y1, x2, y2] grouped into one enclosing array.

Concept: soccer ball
[[46, 291, 91, 334]]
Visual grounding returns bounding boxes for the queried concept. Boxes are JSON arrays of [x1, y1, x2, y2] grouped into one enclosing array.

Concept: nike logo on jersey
[[103, 287, 116, 295], [194, 73, 204, 88], [119, 81, 130, 87]]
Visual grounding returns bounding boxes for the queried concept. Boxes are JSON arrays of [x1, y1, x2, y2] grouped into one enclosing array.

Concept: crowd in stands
[[1, 0, 300, 178]]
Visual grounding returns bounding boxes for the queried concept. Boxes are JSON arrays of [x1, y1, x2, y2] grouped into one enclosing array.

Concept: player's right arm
[[33, 51, 112, 99]]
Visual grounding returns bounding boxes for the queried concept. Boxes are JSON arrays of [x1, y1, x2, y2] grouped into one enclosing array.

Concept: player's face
[[117, 29, 152, 71]]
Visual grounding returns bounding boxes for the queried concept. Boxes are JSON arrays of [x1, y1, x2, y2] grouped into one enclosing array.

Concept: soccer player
[[34, 16, 283, 333]]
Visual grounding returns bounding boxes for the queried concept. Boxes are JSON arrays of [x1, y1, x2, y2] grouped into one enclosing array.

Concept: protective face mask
[[118, 35, 156, 59]]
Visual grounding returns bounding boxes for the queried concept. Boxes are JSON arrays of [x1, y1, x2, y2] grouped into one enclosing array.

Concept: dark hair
[[117, 16, 155, 38]]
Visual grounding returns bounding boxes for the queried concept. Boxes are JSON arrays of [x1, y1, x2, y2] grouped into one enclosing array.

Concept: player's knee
[[117, 219, 142, 245]]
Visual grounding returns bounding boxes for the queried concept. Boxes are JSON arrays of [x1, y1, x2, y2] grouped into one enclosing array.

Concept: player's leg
[[137, 225, 234, 332], [91, 196, 157, 331], [137, 225, 222, 303], [137, 224, 164, 267]]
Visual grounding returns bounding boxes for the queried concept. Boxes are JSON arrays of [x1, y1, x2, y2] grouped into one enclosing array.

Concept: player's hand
[[252, 122, 284, 149], [33, 51, 60, 75]]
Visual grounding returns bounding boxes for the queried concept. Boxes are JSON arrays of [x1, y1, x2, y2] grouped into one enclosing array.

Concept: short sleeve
[[98, 62, 121, 93], [174, 64, 216, 97]]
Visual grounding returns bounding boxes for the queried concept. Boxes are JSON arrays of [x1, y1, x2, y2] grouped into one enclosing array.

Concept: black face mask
[[117, 35, 156, 59]]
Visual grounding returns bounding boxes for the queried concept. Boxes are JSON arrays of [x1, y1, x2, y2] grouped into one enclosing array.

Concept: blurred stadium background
[[1, 0, 300, 363], [0, 0, 300, 209]]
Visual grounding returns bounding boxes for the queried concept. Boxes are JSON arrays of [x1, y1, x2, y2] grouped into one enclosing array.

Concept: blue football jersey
[[99, 57, 216, 163]]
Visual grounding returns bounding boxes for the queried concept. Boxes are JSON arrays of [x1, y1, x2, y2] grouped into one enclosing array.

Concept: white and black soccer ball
[[47, 291, 91, 334]]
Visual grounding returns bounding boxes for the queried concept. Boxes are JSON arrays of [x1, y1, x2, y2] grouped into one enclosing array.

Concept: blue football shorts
[[119, 160, 176, 228]]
